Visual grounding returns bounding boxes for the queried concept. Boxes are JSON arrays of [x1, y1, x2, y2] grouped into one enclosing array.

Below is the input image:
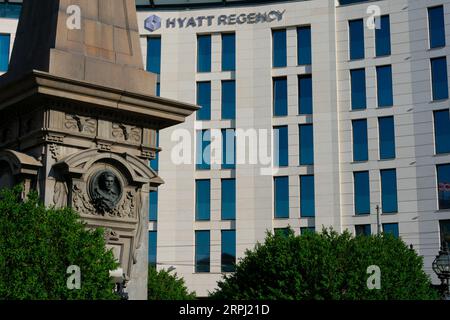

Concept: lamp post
[[432, 242, 450, 300]]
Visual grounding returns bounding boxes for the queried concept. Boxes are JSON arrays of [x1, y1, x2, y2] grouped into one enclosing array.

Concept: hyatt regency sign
[[144, 10, 286, 32]]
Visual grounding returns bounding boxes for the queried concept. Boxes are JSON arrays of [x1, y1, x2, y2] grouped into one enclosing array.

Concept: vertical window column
[[197, 81, 211, 120], [273, 29, 287, 68], [380, 169, 398, 214], [221, 179, 236, 220], [274, 126, 289, 167], [273, 77, 288, 116], [352, 119, 368, 162], [376, 65, 393, 107], [354, 171, 370, 215], [274, 176, 289, 219], [196, 130, 211, 170], [197, 35, 211, 72], [297, 26, 311, 65], [375, 15, 391, 57], [221, 80, 236, 120], [298, 75, 313, 115], [351, 69, 367, 110], [196, 180, 211, 221], [221, 230, 236, 272], [437, 164, 450, 210], [195, 231, 210, 273], [0, 34, 10, 72], [428, 6, 446, 49], [300, 175, 315, 217], [299, 124, 314, 165], [434, 110, 450, 154], [148, 231, 157, 268], [349, 19, 365, 60], [222, 33, 236, 71], [222, 129, 236, 169], [431, 57, 449, 101], [378, 116, 396, 159]]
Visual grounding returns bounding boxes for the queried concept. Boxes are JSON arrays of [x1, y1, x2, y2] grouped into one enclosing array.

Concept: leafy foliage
[[211, 228, 439, 300], [148, 266, 196, 300], [0, 186, 119, 300]]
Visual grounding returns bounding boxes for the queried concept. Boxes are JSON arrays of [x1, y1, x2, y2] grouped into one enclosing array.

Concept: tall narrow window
[[222, 80, 236, 120], [381, 169, 398, 213], [437, 164, 450, 210], [355, 224, 371, 236], [298, 75, 313, 115], [197, 81, 211, 120], [222, 33, 236, 71], [274, 126, 288, 167], [146, 37, 161, 75], [221, 179, 236, 220], [431, 57, 449, 101], [352, 119, 368, 162], [378, 116, 396, 159], [354, 171, 370, 215], [148, 231, 157, 268], [0, 34, 10, 72], [149, 191, 158, 221], [195, 230, 210, 273], [382, 223, 399, 238], [349, 19, 364, 60], [222, 129, 235, 169], [196, 180, 211, 221], [434, 110, 450, 154], [297, 26, 312, 65], [428, 6, 446, 49], [273, 29, 287, 68], [300, 175, 315, 217], [299, 124, 314, 165], [273, 77, 288, 116], [221, 230, 236, 272], [197, 35, 211, 72], [274, 176, 289, 219], [196, 130, 211, 170], [377, 65, 393, 107], [351, 69, 367, 110], [156, 83, 161, 97], [375, 15, 391, 57]]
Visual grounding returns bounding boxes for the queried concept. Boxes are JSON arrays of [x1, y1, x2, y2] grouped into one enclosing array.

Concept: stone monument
[[0, 0, 198, 299]]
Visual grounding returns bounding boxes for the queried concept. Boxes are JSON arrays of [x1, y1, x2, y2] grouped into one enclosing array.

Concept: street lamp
[[432, 242, 450, 299]]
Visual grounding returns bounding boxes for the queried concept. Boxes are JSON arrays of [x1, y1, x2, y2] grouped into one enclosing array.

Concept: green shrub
[[0, 186, 119, 300], [211, 228, 439, 300], [148, 266, 195, 300]]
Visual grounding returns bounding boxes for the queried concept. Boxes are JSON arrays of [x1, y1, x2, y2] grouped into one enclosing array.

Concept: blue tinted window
[[431, 57, 449, 100], [297, 26, 312, 65], [222, 129, 235, 169], [0, 34, 10, 72], [300, 175, 315, 217], [434, 110, 450, 154], [381, 169, 398, 213], [379, 116, 396, 159], [197, 82, 211, 120], [437, 164, 450, 210], [148, 231, 157, 268], [299, 124, 314, 165], [196, 130, 211, 170], [349, 19, 364, 60], [222, 33, 236, 71], [156, 82, 160, 97], [146, 37, 161, 74], [355, 224, 371, 236], [382, 223, 399, 238], [352, 119, 368, 162], [274, 126, 289, 167], [439, 220, 450, 248], [354, 171, 370, 215], [196, 180, 211, 221], [377, 65, 393, 107], [273, 77, 288, 116], [299, 75, 313, 115], [221, 230, 236, 272], [274, 176, 289, 219], [275, 228, 290, 237], [150, 131, 159, 172], [221, 179, 236, 220], [428, 6, 446, 48], [273, 29, 287, 68], [222, 80, 236, 120], [195, 231, 210, 273], [149, 191, 158, 221], [351, 69, 367, 110], [301, 227, 315, 234], [375, 15, 391, 57], [197, 35, 211, 72]]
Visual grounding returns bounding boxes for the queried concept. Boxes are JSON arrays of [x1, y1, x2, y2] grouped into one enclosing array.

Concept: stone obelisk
[[0, 0, 197, 299]]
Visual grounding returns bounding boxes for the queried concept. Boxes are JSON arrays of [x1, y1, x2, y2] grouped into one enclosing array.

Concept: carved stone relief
[[65, 114, 97, 135], [112, 123, 142, 143]]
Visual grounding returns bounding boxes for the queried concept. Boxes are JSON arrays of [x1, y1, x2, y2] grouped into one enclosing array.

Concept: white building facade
[[1, 0, 450, 297]]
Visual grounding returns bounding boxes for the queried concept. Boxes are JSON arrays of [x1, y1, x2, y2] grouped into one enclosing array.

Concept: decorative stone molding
[[112, 123, 142, 143], [65, 114, 97, 135]]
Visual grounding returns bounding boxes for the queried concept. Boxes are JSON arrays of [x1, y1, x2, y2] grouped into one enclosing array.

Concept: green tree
[[148, 266, 196, 300], [0, 186, 119, 300], [211, 228, 439, 300]]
